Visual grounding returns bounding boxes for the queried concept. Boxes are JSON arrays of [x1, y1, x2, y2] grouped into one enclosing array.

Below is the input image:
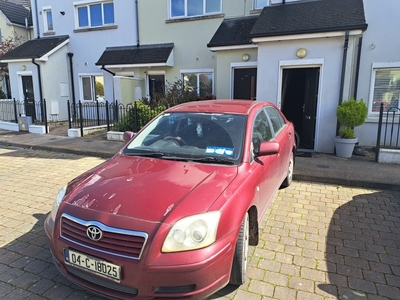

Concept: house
[[0, 0, 138, 123], [0, 0, 33, 97], [1, 0, 398, 155]]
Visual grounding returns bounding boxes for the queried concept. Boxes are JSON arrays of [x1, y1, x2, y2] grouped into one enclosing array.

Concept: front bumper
[[44, 214, 236, 300]]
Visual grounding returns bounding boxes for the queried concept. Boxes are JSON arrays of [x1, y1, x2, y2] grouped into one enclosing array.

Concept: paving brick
[[348, 277, 377, 294], [248, 280, 274, 297]]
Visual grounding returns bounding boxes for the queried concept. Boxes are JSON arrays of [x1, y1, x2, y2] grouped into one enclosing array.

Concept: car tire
[[281, 151, 294, 188], [229, 212, 249, 286]]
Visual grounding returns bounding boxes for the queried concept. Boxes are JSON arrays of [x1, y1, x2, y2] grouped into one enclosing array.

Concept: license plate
[[64, 249, 121, 282]]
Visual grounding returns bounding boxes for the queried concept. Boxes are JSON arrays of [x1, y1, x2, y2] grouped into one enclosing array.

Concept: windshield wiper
[[190, 157, 235, 165], [124, 152, 189, 161]]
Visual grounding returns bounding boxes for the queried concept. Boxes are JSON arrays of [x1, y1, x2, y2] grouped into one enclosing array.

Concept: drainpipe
[[101, 66, 116, 76], [33, 0, 40, 38], [135, 0, 140, 46], [32, 58, 47, 133], [353, 36, 363, 99], [67, 52, 77, 120], [336, 30, 349, 136]]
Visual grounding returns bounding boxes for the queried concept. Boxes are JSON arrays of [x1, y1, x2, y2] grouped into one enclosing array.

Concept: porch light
[[21, 65, 26, 71], [242, 54, 250, 62], [296, 48, 307, 59]]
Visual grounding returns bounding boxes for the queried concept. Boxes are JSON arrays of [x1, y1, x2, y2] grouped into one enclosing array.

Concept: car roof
[[165, 100, 273, 115]]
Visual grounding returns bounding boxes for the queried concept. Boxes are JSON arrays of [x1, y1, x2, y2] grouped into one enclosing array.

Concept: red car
[[45, 100, 295, 299]]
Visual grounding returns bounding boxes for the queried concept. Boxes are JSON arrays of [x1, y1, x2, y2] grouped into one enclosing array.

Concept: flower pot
[[334, 137, 358, 158]]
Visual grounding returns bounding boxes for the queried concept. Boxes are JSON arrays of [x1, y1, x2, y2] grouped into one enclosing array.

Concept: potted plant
[[334, 98, 367, 158]]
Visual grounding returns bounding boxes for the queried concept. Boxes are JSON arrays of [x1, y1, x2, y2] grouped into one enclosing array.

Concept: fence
[[67, 100, 167, 137], [0, 99, 47, 125], [375, 103, 400, 162]]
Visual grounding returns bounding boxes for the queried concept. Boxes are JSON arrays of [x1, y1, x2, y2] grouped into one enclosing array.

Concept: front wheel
[[281, 151, 294, 188], [229, 213, 249, 285]]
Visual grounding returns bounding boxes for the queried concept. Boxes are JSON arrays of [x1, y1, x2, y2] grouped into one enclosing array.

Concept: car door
[[265, 106, 293, 180], [250, 109, 282, 214]]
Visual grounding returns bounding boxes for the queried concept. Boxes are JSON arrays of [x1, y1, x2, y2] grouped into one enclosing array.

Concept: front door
[[233, 68, 257, 100], [21, 76, 36, 121], [281, 68, 319, 150], [148, 75, 165, 101]]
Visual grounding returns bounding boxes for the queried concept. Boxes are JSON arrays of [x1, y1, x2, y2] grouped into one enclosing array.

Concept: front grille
[[61, 213, 148, 260]]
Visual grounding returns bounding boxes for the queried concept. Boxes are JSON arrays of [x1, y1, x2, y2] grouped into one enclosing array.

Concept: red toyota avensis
[[45, 100, 295, 299]]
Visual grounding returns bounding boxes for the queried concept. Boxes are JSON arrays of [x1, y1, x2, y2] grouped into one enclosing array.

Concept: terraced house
[[0, 0, 399, 154]]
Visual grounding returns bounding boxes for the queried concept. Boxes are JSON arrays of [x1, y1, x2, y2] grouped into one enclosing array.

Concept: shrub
[[336, 98, 367, 139]]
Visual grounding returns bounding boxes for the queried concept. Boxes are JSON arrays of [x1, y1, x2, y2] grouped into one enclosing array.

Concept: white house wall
[[354, 0, 400, 147], [256, 36, 357, 153], [33, 0, 138, 104]]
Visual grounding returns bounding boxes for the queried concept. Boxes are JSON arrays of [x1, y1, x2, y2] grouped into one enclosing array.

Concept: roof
[[207, 16, 258, 48], [249, 0, 367, 38], [0, 0, 32, 27], [96, 43, 174, 66], [0, 35, 69, 60]]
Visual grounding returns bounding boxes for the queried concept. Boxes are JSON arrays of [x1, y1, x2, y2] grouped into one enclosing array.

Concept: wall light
[[296, 48, 307, 59], [21, 65, 26, 71], [242, 53, 250, 62]]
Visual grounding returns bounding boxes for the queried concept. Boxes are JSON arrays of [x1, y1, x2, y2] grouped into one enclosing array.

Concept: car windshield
[[123, 112, 247, 165]]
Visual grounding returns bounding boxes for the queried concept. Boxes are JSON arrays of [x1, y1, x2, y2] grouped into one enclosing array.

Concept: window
[[254, 0, 269, 9], [182, 70, 213, 98], [266, 106, 285, 135], [76, 1, 114, 28], [80, 75, 104, 101], [371, 68, 400, 113], [43, 7, 53, 32], [170, 0, 221, 18], [252, 110, 272, 160]]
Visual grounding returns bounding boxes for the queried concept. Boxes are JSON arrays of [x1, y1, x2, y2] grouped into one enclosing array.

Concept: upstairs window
[[76, 1, 114, 28], [170, 0, 221, 18], [254, 0, 270, 9], [43, 7, 53, 32]]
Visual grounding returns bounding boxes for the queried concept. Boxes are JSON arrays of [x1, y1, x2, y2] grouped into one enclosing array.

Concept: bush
[[114, 100, 167, 132], [336, 98, 367, 139]]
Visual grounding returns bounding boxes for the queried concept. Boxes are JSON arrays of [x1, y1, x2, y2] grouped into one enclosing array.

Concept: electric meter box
[[18, 116, 33, 131]]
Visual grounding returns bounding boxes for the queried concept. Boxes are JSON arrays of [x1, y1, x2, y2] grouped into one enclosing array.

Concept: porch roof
[[249, 0, 367, 38], [207, 16, 258, 48], [95, 43, 174, 67], [0, 0, 32, 27], [0, 35, 69, 61]]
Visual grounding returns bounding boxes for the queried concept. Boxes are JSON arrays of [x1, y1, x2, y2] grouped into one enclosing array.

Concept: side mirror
[[123, 131, 135, 142], [257, 141, 280, 157]]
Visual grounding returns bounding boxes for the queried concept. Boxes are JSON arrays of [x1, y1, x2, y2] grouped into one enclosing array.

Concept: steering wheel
[[163, 136, 187, 146]]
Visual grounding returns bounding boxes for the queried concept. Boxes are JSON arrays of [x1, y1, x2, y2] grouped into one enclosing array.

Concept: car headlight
[[50, 185, 67, 220], [162, 211, 221, 253]]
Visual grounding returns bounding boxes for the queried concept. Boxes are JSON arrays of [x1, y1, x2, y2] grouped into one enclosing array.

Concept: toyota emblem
[[86, 226, 102, 241]]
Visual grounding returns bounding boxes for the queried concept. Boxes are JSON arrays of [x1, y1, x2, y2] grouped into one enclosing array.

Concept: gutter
[[353, 36, 363, 99], [32, 58, 47, 133], [135, 0, 140, 46], [67, 52, 77, 119], [101, 66, 116, 76], [336, 30, 349, 136]]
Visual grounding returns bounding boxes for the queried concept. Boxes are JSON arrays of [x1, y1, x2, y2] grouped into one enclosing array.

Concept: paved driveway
[[0, 146, 399, 300]]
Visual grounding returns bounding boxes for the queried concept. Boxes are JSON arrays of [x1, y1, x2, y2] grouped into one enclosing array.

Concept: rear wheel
[[229, 213, 249, 285], [281, 152, 294, 188]]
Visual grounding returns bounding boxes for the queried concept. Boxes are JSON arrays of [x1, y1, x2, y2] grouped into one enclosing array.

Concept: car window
[[266, 106, 286, 135], [252, 110, 273, 159], [124, 112, 247, 164]]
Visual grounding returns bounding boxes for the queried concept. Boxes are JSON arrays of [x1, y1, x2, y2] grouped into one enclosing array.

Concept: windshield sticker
[[206, 147, 234, 157]]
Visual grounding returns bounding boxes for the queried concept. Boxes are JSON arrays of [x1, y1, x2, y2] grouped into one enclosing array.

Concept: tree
[[0, 31, 25, 73]]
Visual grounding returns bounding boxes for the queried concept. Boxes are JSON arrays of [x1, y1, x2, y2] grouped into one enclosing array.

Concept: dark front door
[[233, 68, 257, 100], [148, 75, 165, 101], [22, 76, 36, 120], [281, 67, 319, 150]]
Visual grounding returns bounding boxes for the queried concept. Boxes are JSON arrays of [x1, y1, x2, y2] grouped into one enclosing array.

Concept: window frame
[[79, 74, 105, 102], [169, 0, 222, 19], [74, 0, 114, 29], [181, 69, 214, 98], [254, 0, 270, 10], [369, 62, 400, 115], [42, 6, 54, 32]]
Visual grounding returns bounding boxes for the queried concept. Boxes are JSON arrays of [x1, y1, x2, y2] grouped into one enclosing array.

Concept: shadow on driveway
[[319, 191, 400, 299]]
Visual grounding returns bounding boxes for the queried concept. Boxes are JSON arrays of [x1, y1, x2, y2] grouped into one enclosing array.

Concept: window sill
[[73, 24, 118, 33], [166, 13, 224, 23], [43, 31, 56, 36]]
